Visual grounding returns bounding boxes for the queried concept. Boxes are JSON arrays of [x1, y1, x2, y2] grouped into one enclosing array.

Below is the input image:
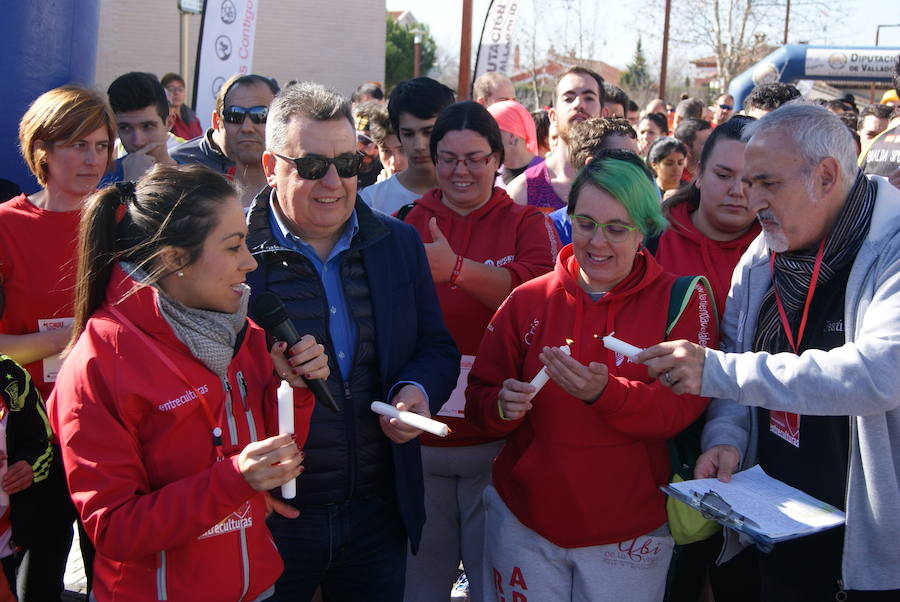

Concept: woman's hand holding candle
[[540, 346, 610, 403]]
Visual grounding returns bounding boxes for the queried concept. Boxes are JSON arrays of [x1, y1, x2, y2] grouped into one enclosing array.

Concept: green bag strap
[[665, 275, 718, 336], [665, 275, 718, 478]]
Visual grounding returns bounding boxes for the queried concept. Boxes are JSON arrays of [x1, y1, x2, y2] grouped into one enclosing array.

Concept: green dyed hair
[[567, 150, 668, 238]]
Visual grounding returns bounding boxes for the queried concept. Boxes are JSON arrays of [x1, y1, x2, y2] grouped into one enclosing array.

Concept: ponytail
[[69, 184, 128, 350]]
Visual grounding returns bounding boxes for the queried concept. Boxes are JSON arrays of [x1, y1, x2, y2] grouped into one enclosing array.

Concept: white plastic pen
[[529, 343, 571, 393], [370, 401, 450, 437], [601, 332, 644, 360], [276, 380, 296, 499]]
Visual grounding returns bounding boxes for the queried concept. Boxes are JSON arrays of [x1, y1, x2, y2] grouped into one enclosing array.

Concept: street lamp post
[[414, 30, 422, 78]]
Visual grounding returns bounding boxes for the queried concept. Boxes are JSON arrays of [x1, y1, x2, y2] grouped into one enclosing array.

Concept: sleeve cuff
[[388, 381, 430, 406]]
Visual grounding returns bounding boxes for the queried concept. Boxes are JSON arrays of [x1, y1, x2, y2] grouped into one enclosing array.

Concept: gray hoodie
[[699, 175, 900, 591]]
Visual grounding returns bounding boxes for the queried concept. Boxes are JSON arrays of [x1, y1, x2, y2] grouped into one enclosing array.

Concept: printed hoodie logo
[[158, 384, 210, 412], [199, 501, 253, 539]]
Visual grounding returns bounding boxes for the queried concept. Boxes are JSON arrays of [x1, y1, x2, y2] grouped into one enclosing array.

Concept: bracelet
[[498, 398, 512, 421], [449, 254, 464, 286]]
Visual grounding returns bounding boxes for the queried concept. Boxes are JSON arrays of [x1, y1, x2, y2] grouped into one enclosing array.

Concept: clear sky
[[386, 1, 900, 75]]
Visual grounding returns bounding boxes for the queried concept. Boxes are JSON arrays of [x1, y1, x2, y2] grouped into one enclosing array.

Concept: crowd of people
[[0, 53, 899, 602]]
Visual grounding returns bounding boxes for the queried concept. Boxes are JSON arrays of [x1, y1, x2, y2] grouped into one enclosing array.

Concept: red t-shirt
[[402, 187, 559, 446], [0, 194, 81, 401]]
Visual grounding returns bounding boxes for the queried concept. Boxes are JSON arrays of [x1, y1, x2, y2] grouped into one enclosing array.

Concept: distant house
[[508, 47, 623, 109], [689, 46, 777, 90], [387, 10, 418, 28]]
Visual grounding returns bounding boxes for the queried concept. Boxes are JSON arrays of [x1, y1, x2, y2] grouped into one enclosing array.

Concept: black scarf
[[754, 171, 875, 354]]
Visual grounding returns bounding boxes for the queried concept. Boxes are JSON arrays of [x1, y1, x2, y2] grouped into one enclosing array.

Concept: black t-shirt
[[756, 262, 851, 511], [860, 123, 900, 177]]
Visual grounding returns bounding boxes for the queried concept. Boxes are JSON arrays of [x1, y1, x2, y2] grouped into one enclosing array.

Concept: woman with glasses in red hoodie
[[399, 100, 559, 601], [467, 152, 718, 601]]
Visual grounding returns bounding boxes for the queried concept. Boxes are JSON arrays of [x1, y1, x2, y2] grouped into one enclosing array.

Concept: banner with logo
[[804, 48, 898, 79], [192, 0, 261, 130], [473, 0, 520, 82]]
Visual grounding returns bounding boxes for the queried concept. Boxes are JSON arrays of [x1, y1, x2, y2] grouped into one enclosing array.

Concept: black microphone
[[251, 291, 341, 413]]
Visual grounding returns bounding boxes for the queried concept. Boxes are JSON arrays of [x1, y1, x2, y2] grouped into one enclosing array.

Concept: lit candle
[[371, 401, 450, 437], [277, 380, 296, 500], [529, 342, 572, 393], [600, 332, 644, 360]]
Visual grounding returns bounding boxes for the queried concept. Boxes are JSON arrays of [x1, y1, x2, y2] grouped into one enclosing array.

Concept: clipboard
[[661, 485, 776, 551], [661, 465, 846, 552]]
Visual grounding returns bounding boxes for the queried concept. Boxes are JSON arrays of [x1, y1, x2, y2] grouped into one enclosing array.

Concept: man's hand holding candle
[[380, 384, 431, 443], [540, 346, 609, 403], [635, 340, 707, 395]]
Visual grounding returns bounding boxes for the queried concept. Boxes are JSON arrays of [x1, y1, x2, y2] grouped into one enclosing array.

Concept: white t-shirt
[[360, 175, 422, 217]]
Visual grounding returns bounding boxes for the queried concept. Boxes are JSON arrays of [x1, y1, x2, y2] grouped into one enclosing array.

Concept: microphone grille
[[251, 291, 290, 330]]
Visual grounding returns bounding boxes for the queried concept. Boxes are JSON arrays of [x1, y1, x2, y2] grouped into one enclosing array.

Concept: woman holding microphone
[[48, 164, 327, 601]]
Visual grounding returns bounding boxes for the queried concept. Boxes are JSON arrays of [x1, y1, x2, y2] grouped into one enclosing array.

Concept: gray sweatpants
[[405, 440, 504, 602], [482, 485, 674, 602]]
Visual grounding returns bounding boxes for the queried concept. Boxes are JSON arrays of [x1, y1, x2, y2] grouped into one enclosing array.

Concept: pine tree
[[620, 38, 652, 91]]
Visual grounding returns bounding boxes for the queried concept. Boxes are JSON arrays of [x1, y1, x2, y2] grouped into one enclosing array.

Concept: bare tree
[[641, 0, 845, 91]]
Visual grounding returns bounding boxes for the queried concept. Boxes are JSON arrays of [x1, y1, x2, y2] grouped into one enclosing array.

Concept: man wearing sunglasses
[[246, 82, 459, 601], [172, 73, 278, 207], [712, 94, 735, 127]]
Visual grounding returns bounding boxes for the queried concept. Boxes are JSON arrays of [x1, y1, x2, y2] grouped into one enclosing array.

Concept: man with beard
[[171, 73, 278, 207], [638, 102, 900, 601], [507, 67, 605, 212]]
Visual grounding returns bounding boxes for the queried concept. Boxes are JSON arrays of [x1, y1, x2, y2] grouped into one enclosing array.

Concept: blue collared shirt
[[268, 191, 359, 379]]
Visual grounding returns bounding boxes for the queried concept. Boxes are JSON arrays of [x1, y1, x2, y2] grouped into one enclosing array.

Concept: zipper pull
[[343, 381, 352, 401], [236, 371, 249, 411]]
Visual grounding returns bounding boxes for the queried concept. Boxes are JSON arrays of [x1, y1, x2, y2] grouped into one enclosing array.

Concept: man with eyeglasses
[[712, 94, 735, 127], [245, 81, 459, 601], [171, 73, 278, 207]]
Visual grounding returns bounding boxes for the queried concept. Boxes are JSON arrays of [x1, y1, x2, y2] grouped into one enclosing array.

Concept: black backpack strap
[[396, 202, 417, 222]]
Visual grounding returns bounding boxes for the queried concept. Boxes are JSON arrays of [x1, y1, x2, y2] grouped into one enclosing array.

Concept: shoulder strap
[[396, 202, 416, 222], [665, 275, 718, 337]]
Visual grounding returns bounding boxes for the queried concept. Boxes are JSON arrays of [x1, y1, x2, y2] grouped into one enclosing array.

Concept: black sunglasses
[[222, 105, 269, 125], [273, 152, 363, 180]]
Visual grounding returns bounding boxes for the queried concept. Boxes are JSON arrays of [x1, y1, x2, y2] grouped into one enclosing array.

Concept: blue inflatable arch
[[727, 45, 900, 110]]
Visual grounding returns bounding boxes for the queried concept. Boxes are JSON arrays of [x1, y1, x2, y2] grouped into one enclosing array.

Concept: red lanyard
[[768, 237, 827, 354], [109, 305, 225, 461]]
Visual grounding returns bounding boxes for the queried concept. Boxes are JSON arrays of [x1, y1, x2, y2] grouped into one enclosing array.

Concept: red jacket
[[466, 245, 718, 548], [48, 265, 314, 601], [403, 187, 559, 446], [0, 194, 81, 401], [655, 202, 761, 319]]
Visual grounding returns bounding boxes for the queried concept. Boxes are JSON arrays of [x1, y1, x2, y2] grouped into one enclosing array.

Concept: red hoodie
[[466, 245, 718, 548], [402, 187, 559, 446], [655, 202, 761, 319], [48, 265, 314, 602]]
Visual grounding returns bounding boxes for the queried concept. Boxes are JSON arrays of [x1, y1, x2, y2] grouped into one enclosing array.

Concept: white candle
[[277, 380, 296, 499], [370, 401, 450, 437], [529, 344, 571, 393], [601, 333, 644, 360]]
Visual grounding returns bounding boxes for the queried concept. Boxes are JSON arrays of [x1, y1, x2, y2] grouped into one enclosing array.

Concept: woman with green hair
[[466, 151, 719, 601]]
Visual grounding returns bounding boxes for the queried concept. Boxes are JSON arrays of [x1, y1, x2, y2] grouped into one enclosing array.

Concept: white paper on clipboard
[[437, 355, 475, 418], [37, 317, 73, 383]]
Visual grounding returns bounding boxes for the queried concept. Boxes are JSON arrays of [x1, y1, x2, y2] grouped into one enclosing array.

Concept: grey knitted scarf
[[120, 262, 249, 377]]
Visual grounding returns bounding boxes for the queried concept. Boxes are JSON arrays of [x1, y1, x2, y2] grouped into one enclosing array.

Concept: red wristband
[[449, 254, 464, 286]]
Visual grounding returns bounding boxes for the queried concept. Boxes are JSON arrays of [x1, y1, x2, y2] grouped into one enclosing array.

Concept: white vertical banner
[[192, 0, 261, 130], [473, 0, 520, 81]]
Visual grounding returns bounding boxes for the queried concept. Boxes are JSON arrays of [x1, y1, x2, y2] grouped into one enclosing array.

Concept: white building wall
[[95, 0, 385, 106]]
